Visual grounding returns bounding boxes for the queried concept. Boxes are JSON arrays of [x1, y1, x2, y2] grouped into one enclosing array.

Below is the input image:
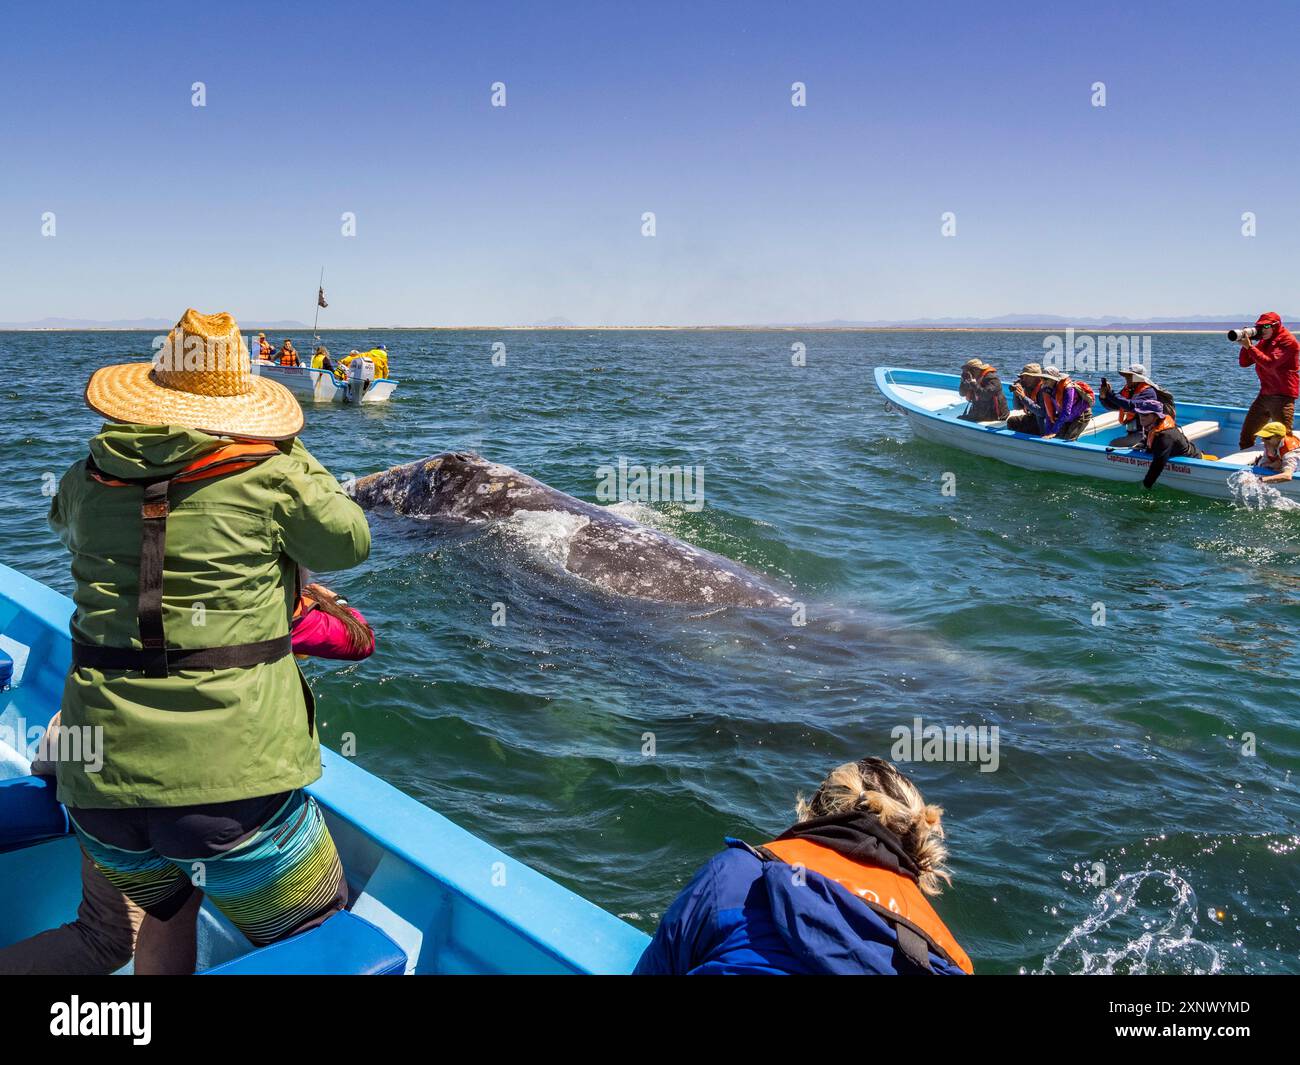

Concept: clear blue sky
[[2, 0, 1297, 325]]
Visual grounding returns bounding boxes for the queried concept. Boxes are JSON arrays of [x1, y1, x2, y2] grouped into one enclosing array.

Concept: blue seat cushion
[[202, 911, 407, 975], [0, 775, 70, 851]]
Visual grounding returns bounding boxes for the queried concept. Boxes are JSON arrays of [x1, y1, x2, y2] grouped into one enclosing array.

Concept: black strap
[[72, 634, 293, 677], [893, 922, 935, 975], [80, 454, 290, 681], [137, 479, 170, 660]]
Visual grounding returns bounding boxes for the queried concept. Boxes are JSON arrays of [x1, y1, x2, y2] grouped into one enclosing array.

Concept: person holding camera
[[1011, 367, 1093, 440], [1236, 312, 1299, 450], [1097, 363, 1175, 448], [1006, 362, 1046, 434], [956, 358, 1009, 422]]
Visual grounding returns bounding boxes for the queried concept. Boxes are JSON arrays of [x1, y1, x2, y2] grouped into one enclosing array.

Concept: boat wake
[[1227, 469, 1300, 511], [1037, 869, 1221, 975]]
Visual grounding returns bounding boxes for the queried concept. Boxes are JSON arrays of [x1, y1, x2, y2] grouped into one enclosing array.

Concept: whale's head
[[350, 451, 520, 520]]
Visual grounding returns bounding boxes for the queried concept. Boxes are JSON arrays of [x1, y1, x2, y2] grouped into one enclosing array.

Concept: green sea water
[[2, 328, 1296, 974]]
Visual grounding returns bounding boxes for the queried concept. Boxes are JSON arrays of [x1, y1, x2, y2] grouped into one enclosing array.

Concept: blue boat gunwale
[[0, 560, 648, 974], [253, 363, 398, 390], [873, 366, 1255, 472]]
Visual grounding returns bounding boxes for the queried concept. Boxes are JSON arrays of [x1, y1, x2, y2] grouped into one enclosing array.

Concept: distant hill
[[756, 314, 1297, 330], [0, 317, 308, 330]]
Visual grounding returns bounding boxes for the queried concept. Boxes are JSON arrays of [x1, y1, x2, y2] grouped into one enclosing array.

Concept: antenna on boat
[[312, 268, 327, 344]]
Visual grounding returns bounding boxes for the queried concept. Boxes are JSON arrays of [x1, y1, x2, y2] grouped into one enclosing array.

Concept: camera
[[1227, 326, 1259, 342]]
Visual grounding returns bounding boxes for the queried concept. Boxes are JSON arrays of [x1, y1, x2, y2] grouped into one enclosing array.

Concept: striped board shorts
[[68, 789, 347, 947]]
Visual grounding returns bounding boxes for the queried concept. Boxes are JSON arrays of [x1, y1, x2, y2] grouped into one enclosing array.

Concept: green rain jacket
[[48, 423, 371, 809]]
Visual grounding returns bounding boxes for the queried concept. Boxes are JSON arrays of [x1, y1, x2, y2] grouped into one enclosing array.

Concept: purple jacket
[[1026, 382, 1087, 435]]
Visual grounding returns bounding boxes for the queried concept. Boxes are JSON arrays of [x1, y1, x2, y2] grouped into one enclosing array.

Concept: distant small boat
[[874, 367, 1297, 502], [0, 562, 645, 974], [253, 361, 398, 404]]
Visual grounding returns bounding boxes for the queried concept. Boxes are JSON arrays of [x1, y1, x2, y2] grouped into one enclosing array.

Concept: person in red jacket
[[1238, 312, 1300, 449]]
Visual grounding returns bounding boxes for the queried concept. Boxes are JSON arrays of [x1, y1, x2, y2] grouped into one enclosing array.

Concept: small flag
[[318, 287, 328, 309]]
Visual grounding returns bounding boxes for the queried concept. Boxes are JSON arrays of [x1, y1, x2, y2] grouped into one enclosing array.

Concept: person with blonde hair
[[636, 757, 972, 975]]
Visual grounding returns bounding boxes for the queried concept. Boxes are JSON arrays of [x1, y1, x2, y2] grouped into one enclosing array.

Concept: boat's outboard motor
[[345, 357, 375, 404]]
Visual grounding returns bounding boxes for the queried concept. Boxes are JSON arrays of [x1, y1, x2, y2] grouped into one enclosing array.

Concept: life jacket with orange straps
[[1040, 377, 1095, 423], [75, 441, 291, 679], [1144, 414, 1177, 450], [1015, 377, 1042, 410], [1262, 434, 1300, 465], [1117, 382, 1155, 425], [759, 836, 974, 974]]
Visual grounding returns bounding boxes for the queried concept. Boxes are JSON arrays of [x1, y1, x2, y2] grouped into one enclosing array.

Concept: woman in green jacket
[[48, 309, 371, 973]]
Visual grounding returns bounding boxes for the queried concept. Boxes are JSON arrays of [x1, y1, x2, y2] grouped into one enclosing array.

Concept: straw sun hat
[[85, 309, 303, 440]]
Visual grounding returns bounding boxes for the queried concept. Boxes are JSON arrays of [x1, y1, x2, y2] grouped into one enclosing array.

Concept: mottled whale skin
[[351, 452, 791, 608]]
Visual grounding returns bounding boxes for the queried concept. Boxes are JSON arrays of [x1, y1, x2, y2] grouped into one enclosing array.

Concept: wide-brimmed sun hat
[[84, 308, 303, 440], [1019, 361, 1042, 376], [1131, 396, 1165, 417]]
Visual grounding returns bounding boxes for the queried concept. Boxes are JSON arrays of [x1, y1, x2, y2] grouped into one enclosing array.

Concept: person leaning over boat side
[[1250, 421, 1300, 483], [45, 309, 370, 976], [1237, 312, 1299, 450], [1098, 363, 1176, 448], [1128, 396, 1201, 489], [1016, 367, 1093, 440], [956, 359, 1009, 422], [1006, 361, 1046, 435], [0, 581, 373, 975], [634, 757, 972, 976], [311, 344, 333, 373]]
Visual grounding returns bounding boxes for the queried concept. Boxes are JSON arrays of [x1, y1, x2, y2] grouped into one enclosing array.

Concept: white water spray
[[1227, 469, 1300, 511], [1038, 869, 1221, 975]]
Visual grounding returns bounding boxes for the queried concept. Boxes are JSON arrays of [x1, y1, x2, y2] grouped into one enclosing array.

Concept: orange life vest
[[89, 441, 281, 489], [1040, 378, 1095, 422], [1262, 435, 1300, 465], [762, 837, 974, 974], [1144, 414, 1176, 450], [1117, 382, 1154, 425], [258, 340, 274, 359]]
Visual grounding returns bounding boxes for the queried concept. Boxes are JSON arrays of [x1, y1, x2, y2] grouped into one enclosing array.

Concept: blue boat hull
[[0, 562, 648, 974], [874, 367, 1300, 502]]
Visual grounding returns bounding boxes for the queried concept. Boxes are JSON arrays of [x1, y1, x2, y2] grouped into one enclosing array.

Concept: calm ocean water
[[2, 328, 1297, 974]]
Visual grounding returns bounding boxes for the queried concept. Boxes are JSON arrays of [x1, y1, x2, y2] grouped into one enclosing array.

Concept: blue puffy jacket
[[635, 837, 969, 976]]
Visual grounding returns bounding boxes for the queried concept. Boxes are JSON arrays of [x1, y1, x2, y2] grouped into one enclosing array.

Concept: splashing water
[[1038, 870, 1222, 975], [1228, 469, 1300, 511]]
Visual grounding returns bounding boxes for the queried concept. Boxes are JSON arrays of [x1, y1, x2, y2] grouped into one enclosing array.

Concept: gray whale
[[351, 452, 792, 608]]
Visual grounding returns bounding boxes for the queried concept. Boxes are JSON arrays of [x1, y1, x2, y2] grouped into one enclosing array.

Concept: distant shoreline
[[0, 325, 1229, 335]]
